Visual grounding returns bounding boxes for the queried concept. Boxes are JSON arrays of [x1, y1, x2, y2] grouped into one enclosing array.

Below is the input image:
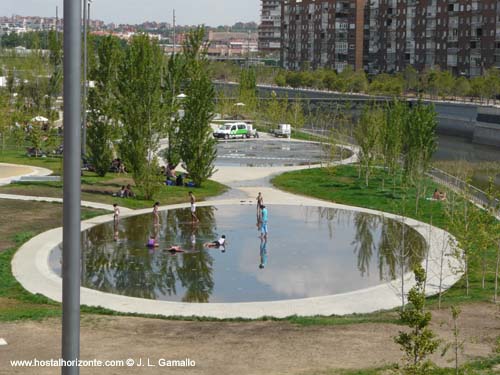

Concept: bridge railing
[[427, 167, 500, 216]]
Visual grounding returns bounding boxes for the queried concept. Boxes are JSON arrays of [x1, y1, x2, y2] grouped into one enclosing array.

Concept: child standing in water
[[189, 192, 199, 223], [153, 201, 160, 227], [113, 204, 120, 223], [260, 205, 268, 239], [256, 192, 264, 219]]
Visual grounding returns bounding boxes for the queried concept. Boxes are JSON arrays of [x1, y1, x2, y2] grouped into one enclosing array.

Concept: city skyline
[[0, 0, 259, 26]]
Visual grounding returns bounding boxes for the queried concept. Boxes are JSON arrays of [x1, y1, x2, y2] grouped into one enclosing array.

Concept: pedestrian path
[[0, 163, 52, 186]]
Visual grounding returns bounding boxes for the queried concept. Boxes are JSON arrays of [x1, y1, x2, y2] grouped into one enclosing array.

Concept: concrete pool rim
[[12, 200, 462, 319]]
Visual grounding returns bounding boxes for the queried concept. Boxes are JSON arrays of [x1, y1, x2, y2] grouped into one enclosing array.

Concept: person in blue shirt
[[260, 205, 268, 239]]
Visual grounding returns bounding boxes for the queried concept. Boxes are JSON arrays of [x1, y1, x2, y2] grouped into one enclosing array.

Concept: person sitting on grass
[[125, 184, 135, 198], [433, 188, 441, 200]]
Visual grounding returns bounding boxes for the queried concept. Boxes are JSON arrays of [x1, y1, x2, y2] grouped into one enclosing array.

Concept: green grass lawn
[[0, 148, 63, 174], [0, 204, 108, 322], [272, 165, 499, 306], [0, 172, 228, 209]]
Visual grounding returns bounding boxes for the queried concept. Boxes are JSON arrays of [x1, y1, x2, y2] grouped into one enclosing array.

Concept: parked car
[[245, 124, 259, 138], [213, 122, 249, 139], [272, 124, 291, 138]]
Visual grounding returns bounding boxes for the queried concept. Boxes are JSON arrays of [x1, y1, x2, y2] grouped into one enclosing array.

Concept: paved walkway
[[0, 163, 52, 186]]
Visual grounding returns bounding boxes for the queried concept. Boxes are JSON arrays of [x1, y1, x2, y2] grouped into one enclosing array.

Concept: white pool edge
[[12, 200, 463, 319]]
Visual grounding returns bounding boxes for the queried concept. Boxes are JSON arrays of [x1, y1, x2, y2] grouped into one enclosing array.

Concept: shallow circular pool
[[49, 205, 426, 303]]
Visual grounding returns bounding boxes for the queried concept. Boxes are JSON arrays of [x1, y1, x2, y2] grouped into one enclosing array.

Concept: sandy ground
[[0, 164, 32, 180], [0, 303, 498, 375]]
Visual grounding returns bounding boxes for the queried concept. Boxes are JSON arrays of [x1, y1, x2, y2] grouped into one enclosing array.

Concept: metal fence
[[427, 167, 500, 216]]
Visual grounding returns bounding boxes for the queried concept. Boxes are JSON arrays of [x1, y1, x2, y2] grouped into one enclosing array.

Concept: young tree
[[87, 36, 122, 176], [403, 66, 419, 95], [117, 34, 165, 199], [354, 104, 383, 186], [441, 306, 464, 375], [163, 53, 186, 166], [178, 27, 217, 187], [380, 100, 406, 189], [452, 77, 471, 100], [395, 265, 440, 375], [402, 102, 437, 215]]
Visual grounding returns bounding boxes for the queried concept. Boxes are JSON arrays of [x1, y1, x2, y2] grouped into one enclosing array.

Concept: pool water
[[49, 205, 426, 303]]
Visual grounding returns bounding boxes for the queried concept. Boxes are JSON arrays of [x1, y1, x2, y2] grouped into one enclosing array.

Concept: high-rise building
[[258, 0, 282, 55], [281, 0, 499, 77], [368, 0, 499, 77], [281, 0, 367, 72]]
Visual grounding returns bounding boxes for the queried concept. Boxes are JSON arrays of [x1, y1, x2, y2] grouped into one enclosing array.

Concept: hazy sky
[[1, 0, 260, 26]]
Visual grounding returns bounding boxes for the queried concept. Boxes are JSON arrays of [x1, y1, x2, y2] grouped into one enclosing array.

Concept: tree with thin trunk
[[178, 27, 217, 187], [395, 264, 440, 374], [401, 101, 437, 215], [117, 34, 165, 199], [87, 36, 122, 177], [354, 104, 383, 187]]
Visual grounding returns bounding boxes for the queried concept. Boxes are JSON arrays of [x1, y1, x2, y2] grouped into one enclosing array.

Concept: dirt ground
[[0, 303, 498, 375]]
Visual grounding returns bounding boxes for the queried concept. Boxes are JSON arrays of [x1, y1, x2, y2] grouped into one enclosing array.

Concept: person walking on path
[[260, 205, 268, 239], [189, 192, 199, 223], [153, 201, 160, 227], [256, 192, 264, 219]]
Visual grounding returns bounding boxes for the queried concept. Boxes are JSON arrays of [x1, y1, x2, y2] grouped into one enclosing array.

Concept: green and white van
[[213, 122, 249, 139]]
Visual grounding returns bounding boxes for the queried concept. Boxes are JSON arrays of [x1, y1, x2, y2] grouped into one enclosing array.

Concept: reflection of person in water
[[259, 238, 268, 269], [113, 204, 120, 241]]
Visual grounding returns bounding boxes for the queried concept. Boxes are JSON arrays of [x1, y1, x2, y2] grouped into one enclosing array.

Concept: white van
[[213, 122, 249, 139]]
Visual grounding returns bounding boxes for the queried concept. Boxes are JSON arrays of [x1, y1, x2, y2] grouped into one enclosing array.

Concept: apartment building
[[258, 0, 282, 55], [281, 0, 367, 72], [367, 0, 499, 76], [281, 0, 499, 77]]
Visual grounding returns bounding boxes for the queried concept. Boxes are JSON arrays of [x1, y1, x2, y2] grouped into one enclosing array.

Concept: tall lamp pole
[[62, 0, 82, 373], [82, 0, 93, 158]]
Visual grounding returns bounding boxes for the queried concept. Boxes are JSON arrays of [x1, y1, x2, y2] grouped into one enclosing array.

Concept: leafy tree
[[178, 27, 217, 187], [436, 70, 455, 99], [265, 90, 288, 131], [355, 104, 383, 186], [117, 34, 165, 199], [402, 102, 437, 214], [287, 99, 305, 131], [88, 36, 122, 176], [381, 100, 406, 189], [0, 93, 12, 151], [238, 68, 258, 117], [27, 124, 43, 157], [395, 265, 440, 375], [163, 53, 186, 166], [453, 77, 471, 99], [403, 66, 419, 94]]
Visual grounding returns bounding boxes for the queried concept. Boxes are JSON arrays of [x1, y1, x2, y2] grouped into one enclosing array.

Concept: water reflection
[[50, 205, 427, 303]]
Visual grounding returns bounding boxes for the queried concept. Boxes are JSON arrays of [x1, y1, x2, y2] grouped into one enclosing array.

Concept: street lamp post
[[82, 0, 93, 158], [62, 0, 82, 373]]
